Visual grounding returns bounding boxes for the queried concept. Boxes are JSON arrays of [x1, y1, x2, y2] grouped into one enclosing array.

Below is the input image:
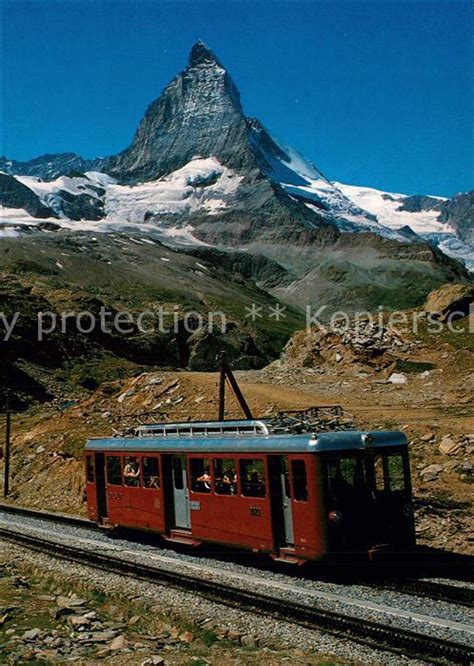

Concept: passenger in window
[[249, 471, 265, 497], [124, 459, 140, 486], [147, 475, 160, 489], [197, 467, 212, 491], [223, 467, 236, 495]]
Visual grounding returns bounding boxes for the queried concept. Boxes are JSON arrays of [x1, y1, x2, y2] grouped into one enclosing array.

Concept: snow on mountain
[[1, 40, 471, 275], [1, 159, 241, 245], [334, 182, 473, 270], [249, 122, 405, 240], [3, 162, 472, 267], [104, 157, 242, 221], [334, 182, 447, 234], [16, 173, 108, 216]]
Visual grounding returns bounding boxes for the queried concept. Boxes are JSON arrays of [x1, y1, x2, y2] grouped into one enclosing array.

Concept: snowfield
[[1, 158, 239, 245], [251, 127, 405, 240], [104, 157, 242, 222], [1, 156, 472, 269], [334, 182, 447, 234]]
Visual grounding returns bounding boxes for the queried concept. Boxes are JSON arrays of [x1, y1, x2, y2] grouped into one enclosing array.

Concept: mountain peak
[[189, 40, 222, 67]]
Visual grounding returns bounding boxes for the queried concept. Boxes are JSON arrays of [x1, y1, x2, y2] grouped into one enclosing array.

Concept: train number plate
[[107, 491, 122, 501], [249, 506, 261, 517], [190, 501, 201, 511]]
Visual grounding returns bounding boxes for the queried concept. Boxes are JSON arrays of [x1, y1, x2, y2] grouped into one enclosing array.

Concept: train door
[[268, 456, 294, 547], [171, 454, 191, 529], [280, 457, 294, 545], [95, 452, 108, 521]]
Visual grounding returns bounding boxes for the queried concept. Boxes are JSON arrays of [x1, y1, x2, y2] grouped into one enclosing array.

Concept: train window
[[143, 457, 160, 489], [192, 428, 206, 437], [291, 460, 308, 501], [240, 459, 266, 497], [86, 455, 94, 483], [327, 457, 367, 498], [106, 456, 122, 486], [123, 456, 141, 487], [387, 454, 405, 492], [282, 458, 291, 498], [190, 458, 211, 493], [214, 458, 237, 495], [373, 455, 389, 492]]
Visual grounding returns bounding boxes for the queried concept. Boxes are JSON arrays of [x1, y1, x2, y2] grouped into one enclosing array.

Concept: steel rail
[[0, 525, 471, 664], [0, 503, 472, 608], [376, 578, 473, 608], [0, 503, 94, 529]]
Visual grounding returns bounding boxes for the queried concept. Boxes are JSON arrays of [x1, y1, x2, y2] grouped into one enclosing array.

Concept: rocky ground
[[0, 544, 346, 665], [0, 309, 472, 555]]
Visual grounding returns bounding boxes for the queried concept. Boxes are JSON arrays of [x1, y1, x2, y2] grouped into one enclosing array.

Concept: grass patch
[[414, 316, 474, 352], [55, 355, 145, 391]]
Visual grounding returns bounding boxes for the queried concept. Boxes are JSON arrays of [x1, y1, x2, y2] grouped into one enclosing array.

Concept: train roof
[[85, 429, 408, 454]]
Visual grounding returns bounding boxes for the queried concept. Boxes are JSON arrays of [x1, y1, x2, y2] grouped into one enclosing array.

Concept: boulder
[[389, 373, 408, 385], [22, 628, 41, 640], [420, 464, 443, 481], [421, 433, 435, 442], [280, 320, 415, 370], [439, 436, 463, 456], [56, 596, 86, 609], [424, 283, 474, 322], [127, 615, 141, 626], [67, 615, 91, 628], [108, 634, 127, 651]]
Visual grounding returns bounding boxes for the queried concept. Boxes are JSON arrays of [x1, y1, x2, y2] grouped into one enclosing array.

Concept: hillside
[[1, 310, 472, 555], [0, 231, 303, 409]]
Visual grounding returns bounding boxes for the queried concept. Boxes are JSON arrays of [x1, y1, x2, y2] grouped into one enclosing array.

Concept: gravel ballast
[[1, 510, 472, 657]]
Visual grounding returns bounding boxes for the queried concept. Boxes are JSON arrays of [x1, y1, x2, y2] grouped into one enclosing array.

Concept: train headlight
[[361, 433, 375, 448], [328, 510, 343, 525]]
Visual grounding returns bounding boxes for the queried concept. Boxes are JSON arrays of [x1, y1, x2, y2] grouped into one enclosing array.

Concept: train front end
[[316, 431, 416, 559]]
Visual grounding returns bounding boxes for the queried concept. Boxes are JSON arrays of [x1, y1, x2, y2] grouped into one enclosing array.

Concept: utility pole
[[218, 352, 226, 421], [217, 352, 253, 421], [3, 390, 11, 498]]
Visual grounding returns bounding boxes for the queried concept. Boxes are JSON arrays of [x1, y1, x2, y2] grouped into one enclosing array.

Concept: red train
[[85, 419, 416, 563]]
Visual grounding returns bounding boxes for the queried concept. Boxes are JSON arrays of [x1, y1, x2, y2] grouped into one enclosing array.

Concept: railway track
[[0, 503, 471, 608], [373, 577, 473, 608], [0, 505, 472, 664], [0, 503, 94, 529]]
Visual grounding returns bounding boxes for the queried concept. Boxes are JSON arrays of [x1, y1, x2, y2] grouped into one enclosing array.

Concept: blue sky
[[1, 1, 472, 196]]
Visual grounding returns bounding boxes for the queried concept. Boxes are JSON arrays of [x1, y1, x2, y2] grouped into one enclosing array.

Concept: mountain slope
[[1, 41, 471, 310], [0, 230, 305, 406], [103, 41, 257, 182], [336, 183, 474, 271]]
